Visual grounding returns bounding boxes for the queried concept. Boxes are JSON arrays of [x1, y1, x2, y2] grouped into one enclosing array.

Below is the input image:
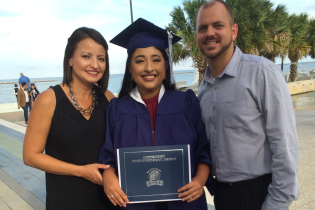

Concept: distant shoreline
[[0, 80, 59, 85]]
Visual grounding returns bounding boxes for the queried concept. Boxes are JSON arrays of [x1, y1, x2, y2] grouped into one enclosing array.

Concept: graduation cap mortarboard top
[[110, 18, 182, 85]]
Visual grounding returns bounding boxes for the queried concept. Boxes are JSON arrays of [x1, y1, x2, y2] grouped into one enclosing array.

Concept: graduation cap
[[110, 18, 182, 84]]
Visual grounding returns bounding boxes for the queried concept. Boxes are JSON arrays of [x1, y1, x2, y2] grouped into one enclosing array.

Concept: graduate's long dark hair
[[118, 46, 176, 98]]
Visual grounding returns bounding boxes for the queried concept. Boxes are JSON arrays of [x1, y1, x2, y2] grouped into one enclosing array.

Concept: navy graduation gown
[[99, 89, 211, 210]]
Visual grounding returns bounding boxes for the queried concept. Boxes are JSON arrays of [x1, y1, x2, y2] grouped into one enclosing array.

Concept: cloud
[[2, 0, 312, 80], [0, 10, 20, 17]]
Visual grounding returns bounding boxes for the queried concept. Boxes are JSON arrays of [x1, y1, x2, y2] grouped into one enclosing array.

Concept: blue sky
[[0, 0, 314, 79]]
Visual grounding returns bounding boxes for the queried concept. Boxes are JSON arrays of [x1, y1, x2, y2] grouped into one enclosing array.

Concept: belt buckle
[[229, 182, 233, 186]]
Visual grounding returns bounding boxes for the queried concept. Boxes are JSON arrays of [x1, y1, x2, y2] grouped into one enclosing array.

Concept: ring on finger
[[110, 194, 115, 198], [189, 198, 193, 200]]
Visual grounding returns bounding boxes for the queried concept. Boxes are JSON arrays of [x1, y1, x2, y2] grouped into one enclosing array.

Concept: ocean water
[[280, 62, 315, 74], [1, 62, 314, 104], [0, 70, 195, 104]]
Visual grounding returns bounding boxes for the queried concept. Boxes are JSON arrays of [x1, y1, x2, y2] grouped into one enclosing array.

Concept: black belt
[[216, 173, 272, 187]]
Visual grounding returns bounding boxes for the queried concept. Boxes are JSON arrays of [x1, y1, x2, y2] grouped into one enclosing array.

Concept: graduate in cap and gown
[[99, 18, 211, 210]]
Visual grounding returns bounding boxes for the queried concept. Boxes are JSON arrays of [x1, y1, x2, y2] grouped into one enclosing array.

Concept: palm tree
[[226, 0, 289, 58], [288, 13, 310, 82], [167, 0, 207, 85], [308, 18, 315, 59], [258, 5, 290, 62]]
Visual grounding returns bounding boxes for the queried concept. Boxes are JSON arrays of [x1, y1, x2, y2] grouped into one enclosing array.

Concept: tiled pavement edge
[[0, 168, 44, 210], [0, 120, 46, 210]]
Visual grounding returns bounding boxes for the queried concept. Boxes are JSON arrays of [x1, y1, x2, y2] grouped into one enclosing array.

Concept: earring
[[164, 75, 166, 80], [131, 77, 133, 81]]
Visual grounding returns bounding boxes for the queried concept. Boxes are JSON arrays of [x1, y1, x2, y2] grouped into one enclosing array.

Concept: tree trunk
[[281, 57, 284, 71], [289, 61, 298, 82], [195, 54, 208, 86]]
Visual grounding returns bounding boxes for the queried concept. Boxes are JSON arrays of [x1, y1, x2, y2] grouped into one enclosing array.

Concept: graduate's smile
[[141, 74, 157, 81], [130, 46, 166, 98]]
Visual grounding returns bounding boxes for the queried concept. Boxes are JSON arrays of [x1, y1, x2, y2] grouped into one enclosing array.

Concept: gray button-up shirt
[[198, 46, 300, 210]]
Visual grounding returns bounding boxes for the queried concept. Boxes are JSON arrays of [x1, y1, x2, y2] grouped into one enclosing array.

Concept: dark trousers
[[155, 202, 168, 210], [214, 174, 272, 210], [21, 102, 30, 122]]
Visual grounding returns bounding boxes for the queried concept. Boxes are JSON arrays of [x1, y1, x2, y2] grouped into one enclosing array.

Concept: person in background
[[99, 18, 211, 210], [29, 83, 40, 110], [14, 84, 19, 99], [23, 27, 117, 210], [17, 82, 32, 124], [30, 84, 40, 100], [19, 73, 31, 90], [196, 1, 299, 210]]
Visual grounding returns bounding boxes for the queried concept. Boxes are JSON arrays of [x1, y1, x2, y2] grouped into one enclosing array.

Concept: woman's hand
[[178, 176, 205, 202], [79, 164, 109, 185], [178, 163, 210, 202], [103, 167, 129, 207]]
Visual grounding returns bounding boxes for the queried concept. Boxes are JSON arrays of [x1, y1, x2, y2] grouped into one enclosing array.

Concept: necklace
[[69, 85, 96, 116]]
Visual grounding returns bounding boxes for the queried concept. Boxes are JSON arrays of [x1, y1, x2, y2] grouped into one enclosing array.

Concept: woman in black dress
[[23, 27, 117, 210]]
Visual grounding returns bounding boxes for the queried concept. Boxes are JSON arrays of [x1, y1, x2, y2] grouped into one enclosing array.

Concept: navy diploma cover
[[117, 145, 191, 203]]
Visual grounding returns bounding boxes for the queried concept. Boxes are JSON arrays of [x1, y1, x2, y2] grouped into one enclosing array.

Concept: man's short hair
[[21, 82, 27, 87], [196, 0, 234, 27]]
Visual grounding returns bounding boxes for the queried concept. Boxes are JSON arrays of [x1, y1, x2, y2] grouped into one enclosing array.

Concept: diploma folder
[[117, 144, 191, 203]]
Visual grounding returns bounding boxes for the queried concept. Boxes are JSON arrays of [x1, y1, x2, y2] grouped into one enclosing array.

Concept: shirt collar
[[130, 84, 165, 106], [203, 46, 243, 83]]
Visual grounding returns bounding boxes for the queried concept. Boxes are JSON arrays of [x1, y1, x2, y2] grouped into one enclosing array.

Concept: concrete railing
[[288, 79, 315, 95], [175, 80, 188, 89]]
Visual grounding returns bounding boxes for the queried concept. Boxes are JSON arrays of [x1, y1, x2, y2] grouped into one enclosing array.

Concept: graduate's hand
[[80, 163, 109, 185], [178, 176, 204, 202], [103, 167, 129, 207], [178, 163, 209, 202]]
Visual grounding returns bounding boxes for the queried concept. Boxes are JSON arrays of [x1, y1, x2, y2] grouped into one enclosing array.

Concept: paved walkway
[[0, 101, 314, 209]]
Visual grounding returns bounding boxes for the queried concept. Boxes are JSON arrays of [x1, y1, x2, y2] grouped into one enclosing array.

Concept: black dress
[[45, 85, 117, 210]]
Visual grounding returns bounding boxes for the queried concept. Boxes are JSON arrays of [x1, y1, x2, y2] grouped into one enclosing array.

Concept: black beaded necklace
[[69, 85, 96, 116]]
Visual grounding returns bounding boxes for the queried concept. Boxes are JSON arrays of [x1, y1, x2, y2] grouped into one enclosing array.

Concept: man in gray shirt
[[196, 1, 299, 210]]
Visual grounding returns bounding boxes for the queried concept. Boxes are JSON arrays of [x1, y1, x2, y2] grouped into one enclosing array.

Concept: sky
[[0, 0, 315, 80]]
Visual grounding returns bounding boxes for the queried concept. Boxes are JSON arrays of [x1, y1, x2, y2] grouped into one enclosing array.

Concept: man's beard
[[200, 36, 233, 60]]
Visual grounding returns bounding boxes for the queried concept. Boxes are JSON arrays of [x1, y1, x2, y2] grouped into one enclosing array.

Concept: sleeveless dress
[[45, 85, 117, 210]]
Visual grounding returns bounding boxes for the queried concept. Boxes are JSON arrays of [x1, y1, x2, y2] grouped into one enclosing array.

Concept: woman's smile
[[141, 74, 157, 81]]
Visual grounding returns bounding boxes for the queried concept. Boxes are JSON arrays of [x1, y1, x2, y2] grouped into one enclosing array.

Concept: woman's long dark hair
[[63, 27, 109, 93], [118, 47, 176, 98]]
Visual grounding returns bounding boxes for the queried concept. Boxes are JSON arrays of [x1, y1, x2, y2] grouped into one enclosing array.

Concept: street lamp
[[129, 0, 134, 23]]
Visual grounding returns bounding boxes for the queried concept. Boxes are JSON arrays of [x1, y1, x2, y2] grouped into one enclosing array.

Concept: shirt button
[[215, 126, 217, 130], [213, 106, 216, 110], [214, 146, 217, 149], [214, 87, 217, 90]]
